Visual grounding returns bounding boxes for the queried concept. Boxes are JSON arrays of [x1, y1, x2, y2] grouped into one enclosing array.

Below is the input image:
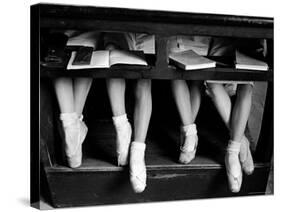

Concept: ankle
[[130, 142, 146, 159], [227, 140, 241, 155], [113, 114, 129, 127], [131, 141, 146, 151], [182, 124, 197, 136], [60, 112, 79, 127]]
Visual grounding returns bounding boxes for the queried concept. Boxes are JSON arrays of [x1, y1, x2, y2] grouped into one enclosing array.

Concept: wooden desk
[[31, 3, 274, 208]]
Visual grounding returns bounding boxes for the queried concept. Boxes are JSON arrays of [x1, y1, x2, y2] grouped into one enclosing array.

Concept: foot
[[60, 113, 87, 168], [130, 142, 147, 193], [225, 140, 242, 193], [239, 136, 254, 175], [179, 124, 198, 164], [113, 114, 132, 166]]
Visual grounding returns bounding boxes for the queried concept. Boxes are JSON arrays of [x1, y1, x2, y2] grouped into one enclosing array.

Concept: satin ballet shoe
[[78, 115, 88, 145], [179, 124, 198, 164], [67, 145, 82, 168], [130, 142, 147, 193], [60, 113, 87, 168], [239, 136, 254, 175], [113, 114, 132, 166], [225, 140, 243, 193]]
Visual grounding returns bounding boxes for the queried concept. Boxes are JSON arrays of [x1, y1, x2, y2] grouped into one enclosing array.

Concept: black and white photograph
[[1, 0, 278, 211], [30, 1, 275, 209]]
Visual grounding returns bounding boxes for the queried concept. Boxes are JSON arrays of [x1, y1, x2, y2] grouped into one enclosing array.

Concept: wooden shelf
[[39, 4, 273, 39], [40, 65, 273, 81]]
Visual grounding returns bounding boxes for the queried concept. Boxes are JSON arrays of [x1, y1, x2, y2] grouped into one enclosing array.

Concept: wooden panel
[[40, 66, 273, 81], [45, 164, 270, 208], [39, 4, 273, 27], [38, 4, 273, 38], [255, 81, 273, 162], [40, 66, 148, 79], [40, 18, 273, 39], [180, 68, 273, 81], [39, 79, 60, 167], [155, 35, 169, 70]]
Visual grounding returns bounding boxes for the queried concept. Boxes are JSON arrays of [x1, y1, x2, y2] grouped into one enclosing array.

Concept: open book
[[235, 51, 268, 71], [169, 50, 216, 70], [67, 50, 148, 70]]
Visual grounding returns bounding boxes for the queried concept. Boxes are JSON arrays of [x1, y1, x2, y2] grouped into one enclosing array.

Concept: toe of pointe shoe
[[67, 146, 82, 168], [179, 151, 196, 164], [132, 184, 146, 193], [67, 155, 82, 168], [117, 153, 128, 166], [241, 161, 254, 175], [228, 177, 242, 193], [225, 162, 242, 193], [116, 127, 132, 166], [130, 177, 146, 193], [239, 140, 255, 175]]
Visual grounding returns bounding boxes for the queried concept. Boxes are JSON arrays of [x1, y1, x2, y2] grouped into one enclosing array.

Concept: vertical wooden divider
[[155, 35, 169, 72]]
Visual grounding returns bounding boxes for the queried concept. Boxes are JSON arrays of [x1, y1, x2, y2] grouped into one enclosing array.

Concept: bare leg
[[189, 81, 203, 122], [53, 78, 75, 113], [171, 80, 193, 125], [171, 80, 198, 164], [130, 79, 151, 193], [104, 44, 131, 166], [107, 77, 131, 166], [226, 83, 253, 193], [230, 84, 253, 141], [73, 78, 93, 116], [133, 79, 152, 143], [208, 83, 253, 192], [53, 78, 85, 168], [104, 39, 130, 166], [106, 78, 126, 116], [207, 82, 253, 141], [207, 83, 232, 127], [105, 44, 127, 117]]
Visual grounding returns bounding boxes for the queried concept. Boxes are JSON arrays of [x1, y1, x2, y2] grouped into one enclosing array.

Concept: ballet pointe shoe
[[130, 142, 147, 193], [113, 114, 132, 166], [78, 115, 88, 145], [179, 124, 198, 164], [239, 135, 254, 175], [60, 113, 86, 168], [225, 140, 242, 193]]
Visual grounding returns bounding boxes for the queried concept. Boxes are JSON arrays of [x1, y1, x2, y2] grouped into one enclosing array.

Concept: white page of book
[[67, 50, 110, 70], [109, 50, 147, 67]]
